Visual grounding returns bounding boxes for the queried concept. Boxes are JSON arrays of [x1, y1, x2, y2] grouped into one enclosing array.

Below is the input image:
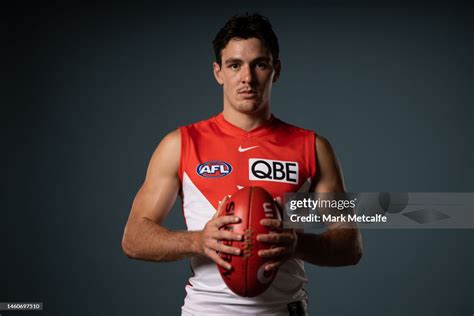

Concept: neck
[[221, 105, 272, 131]]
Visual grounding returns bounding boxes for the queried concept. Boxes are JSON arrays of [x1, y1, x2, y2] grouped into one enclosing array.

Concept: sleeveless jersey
[[179, 113, 316, 315]]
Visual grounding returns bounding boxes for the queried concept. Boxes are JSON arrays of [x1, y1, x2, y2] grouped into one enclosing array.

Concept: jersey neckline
[[214, 112, 278, 138]]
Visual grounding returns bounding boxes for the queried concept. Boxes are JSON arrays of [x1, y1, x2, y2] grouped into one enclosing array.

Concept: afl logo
[[196, 161, 233, 178]]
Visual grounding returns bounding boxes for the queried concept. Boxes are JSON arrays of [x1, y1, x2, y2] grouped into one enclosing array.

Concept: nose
[[241, 64, 254, 84]]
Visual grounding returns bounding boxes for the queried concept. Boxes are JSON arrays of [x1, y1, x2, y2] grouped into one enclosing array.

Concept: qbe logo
[[249, 158, 298, 184], [196, 161, 232, 178]]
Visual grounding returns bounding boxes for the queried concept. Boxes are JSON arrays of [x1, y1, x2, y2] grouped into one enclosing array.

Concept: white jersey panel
[[181, 172, 308, 315]]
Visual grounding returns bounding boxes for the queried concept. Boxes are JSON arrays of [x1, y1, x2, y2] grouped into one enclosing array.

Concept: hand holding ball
[[217, 186, 281, 297]]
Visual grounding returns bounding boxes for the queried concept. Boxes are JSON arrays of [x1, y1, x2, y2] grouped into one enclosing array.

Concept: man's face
[[213, 37, 280, 114]]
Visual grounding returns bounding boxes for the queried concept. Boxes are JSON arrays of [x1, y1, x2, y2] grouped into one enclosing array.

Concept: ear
[[272, 60, 281, 83], [213, 62, 224, 85]]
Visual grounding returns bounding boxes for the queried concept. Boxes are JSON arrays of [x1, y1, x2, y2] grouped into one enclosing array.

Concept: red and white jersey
[[179, 113, 316, 315]]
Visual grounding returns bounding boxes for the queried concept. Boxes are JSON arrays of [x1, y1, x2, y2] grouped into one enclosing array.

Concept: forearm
[[122, 217, 201, 262], [295, 228, 362, 266]]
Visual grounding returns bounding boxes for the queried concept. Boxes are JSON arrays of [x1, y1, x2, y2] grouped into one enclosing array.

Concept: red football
[[217, 186, 281, 297]]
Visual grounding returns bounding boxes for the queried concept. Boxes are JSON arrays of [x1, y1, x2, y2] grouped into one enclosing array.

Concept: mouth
[[238, 89, 257, 98]]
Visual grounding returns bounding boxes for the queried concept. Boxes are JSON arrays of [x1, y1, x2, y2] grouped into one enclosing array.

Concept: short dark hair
[[212, 13, 280, 66]]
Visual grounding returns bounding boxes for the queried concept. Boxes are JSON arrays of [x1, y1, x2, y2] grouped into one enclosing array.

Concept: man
[[122, 13, 362, 316]]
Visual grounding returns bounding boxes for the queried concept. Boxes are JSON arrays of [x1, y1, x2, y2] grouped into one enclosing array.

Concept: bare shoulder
[[315, 134, 337, 162], [131, 129, 182, 222], [145, 129, 181, 182], [313, 134, 345, 192], [158, 128, 181, 152], [125, 129, 182, 226]]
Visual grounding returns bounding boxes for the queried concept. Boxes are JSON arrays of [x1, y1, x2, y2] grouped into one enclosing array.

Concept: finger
[[214, 230, 243, 241], [257, 232, 294, 244], [260, 218, 283, 229], [213, 215, 240, 228], [264, 260, 284, 272], [258, 247, 287, 258], [205, 248, 232, 270], [216, 195, 231, 215], [213, 241, 241, 256], [274, 196, 283, 209], [214, 196, 229, 219]]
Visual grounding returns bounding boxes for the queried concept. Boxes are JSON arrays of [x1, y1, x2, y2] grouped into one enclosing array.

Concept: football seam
[[246, 186, 254, 297]]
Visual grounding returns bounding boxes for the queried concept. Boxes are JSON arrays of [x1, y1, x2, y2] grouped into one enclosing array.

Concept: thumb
[[274, 196, 283, 209], [215, 195, 231, 218]]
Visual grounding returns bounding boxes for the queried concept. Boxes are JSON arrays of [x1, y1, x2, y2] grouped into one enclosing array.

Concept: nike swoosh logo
[[238, 145, 259, 152]]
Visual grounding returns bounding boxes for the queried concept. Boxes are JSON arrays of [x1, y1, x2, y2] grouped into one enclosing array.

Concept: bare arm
[[121, 129, 198, 261], [294, 135, 363, 266], [257, 135, 363, 270], [121, 130, 242, 268]]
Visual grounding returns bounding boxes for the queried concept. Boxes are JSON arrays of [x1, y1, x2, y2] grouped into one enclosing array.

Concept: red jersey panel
[[179, 113, 316, 212], [179, 113, 316, 315]]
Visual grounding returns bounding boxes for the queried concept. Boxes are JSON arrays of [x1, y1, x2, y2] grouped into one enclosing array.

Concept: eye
[[229, 63, 240, 70], [256, 62, 268, 70]]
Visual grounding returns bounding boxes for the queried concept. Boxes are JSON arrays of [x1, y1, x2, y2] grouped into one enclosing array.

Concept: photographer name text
[[289, 213, 387, 223]]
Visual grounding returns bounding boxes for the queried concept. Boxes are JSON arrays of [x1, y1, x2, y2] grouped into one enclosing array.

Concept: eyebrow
[[224, 58, 242, 65], [224, 57, 272, 65]]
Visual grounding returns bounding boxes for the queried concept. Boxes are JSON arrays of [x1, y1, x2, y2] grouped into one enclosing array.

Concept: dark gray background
[[2, 0, 473, 315]]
